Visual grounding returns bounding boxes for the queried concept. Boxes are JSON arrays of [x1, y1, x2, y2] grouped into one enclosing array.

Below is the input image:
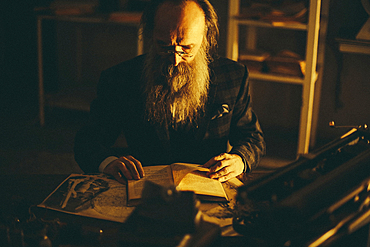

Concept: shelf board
[[336, 38, 370, 55], [232, 17, 308, 31], [249, 72, 304, 85], [47, 98, 90, 111], [37, 13, 142, 26], [45, 89, 96, 112]]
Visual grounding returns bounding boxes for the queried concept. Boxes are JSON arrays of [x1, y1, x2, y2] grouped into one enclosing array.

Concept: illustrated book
[[36, 174, 134, 223]]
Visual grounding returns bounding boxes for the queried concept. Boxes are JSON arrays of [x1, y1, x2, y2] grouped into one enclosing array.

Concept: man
[[74, 0, 265, 184]]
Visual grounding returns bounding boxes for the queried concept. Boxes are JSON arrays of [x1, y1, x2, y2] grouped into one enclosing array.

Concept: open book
[[127, 163, 229, 202]]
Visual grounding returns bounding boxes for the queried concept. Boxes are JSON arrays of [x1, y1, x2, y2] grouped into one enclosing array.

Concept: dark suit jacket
[[74, 55, 265, 173]]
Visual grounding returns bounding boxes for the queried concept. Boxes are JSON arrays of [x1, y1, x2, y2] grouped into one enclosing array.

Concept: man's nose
[[170, 52, 182, 66]]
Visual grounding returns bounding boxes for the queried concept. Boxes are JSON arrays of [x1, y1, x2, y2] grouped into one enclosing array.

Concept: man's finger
[[203, 158, 216, 168], [103, 160, 132, 182], [209, 166, 237, 182], [116, 161, 133, 180], [208, 159, 229, 174], [203, 153, 227, 168], [208, 163, 230, 178], [113, 171, 127, 184], [126, 156, 145, 178], [218, 172, 234, 182], [118, 156, 140, 180]]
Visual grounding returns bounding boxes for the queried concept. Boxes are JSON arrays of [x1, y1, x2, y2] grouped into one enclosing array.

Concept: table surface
[[0, 173, 270, 246]]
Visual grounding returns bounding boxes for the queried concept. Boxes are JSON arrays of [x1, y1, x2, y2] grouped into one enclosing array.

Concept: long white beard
[[144, 42, 210, 128]]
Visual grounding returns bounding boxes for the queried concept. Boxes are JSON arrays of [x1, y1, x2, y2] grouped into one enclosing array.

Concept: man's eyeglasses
[[157, 49, 194, 58]]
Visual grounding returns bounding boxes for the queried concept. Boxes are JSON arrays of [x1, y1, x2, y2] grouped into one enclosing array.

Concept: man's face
[[144, 1, 210, 127], [153, 1, 206, 66]]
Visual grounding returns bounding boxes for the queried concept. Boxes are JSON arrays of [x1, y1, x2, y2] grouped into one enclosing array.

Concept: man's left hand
[[203, 153, 244, 182]]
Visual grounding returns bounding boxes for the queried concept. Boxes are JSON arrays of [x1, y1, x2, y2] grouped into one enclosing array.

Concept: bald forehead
[[154, 1, 206, 44]]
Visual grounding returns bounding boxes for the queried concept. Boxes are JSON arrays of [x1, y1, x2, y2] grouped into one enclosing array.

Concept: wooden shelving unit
[[37, 13, 144, 126], [226, 0, 322, 155]]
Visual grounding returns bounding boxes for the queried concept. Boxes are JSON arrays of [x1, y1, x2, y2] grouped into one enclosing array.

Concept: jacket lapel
[[195, 69, 218, 140]]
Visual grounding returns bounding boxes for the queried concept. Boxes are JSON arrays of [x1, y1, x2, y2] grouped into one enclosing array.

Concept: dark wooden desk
[[0, 174, 269, 246]]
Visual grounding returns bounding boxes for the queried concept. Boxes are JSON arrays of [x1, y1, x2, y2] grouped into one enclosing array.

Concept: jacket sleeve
[[228, 66, 266, 173], [74, 69, 125, 173]]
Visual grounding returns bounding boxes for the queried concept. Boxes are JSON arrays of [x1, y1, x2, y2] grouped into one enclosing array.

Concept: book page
[[171, 163, 228, 200], [127, 165, 173, 201], [171, 163, 205, 186]]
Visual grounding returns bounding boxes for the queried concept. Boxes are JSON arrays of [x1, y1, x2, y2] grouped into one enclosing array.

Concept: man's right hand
[[103, 155, 145, 184]]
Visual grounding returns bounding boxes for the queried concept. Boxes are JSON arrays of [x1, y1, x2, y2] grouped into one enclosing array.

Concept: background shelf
[[227, 0, 322, 155]]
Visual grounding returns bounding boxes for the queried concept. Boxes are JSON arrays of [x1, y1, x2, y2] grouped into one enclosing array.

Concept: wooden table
[[0, 171, 273, 246]]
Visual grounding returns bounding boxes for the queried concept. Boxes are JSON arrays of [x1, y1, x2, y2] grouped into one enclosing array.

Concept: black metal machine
[[233, 124, 370, 246]]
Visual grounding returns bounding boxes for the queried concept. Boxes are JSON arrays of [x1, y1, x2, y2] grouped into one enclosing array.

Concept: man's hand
[[203, 153, 244, 182], [103, 155, 145, 184]]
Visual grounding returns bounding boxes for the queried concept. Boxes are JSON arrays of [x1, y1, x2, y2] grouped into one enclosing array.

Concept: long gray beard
[[144, 42, 210, 128]]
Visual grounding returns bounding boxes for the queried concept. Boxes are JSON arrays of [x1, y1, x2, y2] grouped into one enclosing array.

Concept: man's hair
[[140, 0, 219, 56]]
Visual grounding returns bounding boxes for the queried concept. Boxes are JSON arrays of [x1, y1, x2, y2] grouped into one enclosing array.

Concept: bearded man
[[74, 0, 266, 184]]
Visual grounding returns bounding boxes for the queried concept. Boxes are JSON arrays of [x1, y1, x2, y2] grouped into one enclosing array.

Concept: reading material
[[127, 163, 229, 202], [37, 174, 135, 223]]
